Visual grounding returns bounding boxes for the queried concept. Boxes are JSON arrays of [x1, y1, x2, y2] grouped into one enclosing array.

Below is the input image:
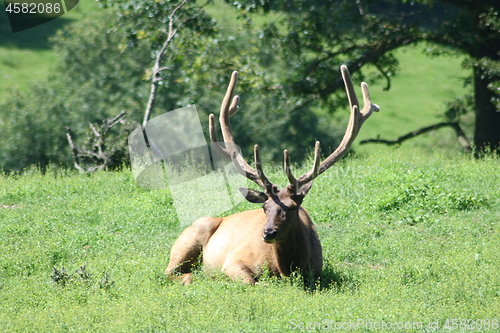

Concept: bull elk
[[165, 65, 379, 285]]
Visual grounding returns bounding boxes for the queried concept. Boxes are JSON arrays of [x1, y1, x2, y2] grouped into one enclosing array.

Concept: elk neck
[[272, 207, 312, 277]]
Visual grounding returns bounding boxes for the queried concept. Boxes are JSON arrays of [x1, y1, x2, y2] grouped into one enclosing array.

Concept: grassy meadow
[[1, 149, 499, 332], [354, 45, 471, 155], [1, 1, 499, 332]]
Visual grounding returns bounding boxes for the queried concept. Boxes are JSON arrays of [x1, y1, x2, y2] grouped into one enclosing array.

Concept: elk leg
[[164, 217, 222, 284], [222, 261, 256, 284]]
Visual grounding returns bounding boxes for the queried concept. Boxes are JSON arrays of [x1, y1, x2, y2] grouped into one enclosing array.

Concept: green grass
[[0, 2, 495, 331], [1, 150, 499, 332]]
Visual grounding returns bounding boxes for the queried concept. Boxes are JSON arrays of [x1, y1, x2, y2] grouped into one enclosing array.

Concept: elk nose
[[263, 228, 278, 242]]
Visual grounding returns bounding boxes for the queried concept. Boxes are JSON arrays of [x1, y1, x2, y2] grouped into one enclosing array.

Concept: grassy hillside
[[0, 1, 101, 100], [354, 45, 471, 155], [1, 150, 499, 331]]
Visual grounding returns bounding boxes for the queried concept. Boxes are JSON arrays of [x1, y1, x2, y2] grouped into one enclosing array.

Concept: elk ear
[[239, 188, 268, 203]]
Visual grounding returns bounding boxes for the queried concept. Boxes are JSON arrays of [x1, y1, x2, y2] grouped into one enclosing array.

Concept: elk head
[[209, 66, 379, 244]]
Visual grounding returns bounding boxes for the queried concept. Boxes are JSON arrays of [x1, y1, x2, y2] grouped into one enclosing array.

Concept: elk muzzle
[[262, 208, 281, 243], [263, 228, 278, 243]]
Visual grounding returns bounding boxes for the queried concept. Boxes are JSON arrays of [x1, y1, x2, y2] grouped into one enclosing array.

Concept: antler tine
[[254, 145, 274, 194], [209, 92, 240, 159], [285, 142, 320, 192], [359, 82, 380, 127], [342, 65, 360, 114], [293, 65, 379, 190], [284, 150, 297, 189], [219, 71, 239, 144], [228, 95, 239, 117], [311, 141, 321, 177]]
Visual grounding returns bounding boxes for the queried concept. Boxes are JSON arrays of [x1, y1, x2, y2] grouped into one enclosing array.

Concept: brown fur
[[165, 204, 322, 284]]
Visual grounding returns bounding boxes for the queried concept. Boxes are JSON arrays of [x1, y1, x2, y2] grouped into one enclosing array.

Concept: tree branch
[[289, 37, 418, 114], [374, 62, 391, 91], [142, 0, 188, 129], [317, 37, 417, 99], [66, 112, 134, 173], [107, 110, 127, 128], [360, 121, 471, 152], [65, 126, 85, 173]]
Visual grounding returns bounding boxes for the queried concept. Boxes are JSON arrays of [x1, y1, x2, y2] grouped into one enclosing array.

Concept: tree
[[0, 9, 147, 171], [97, 0, 344, 162], [0, 1, 342, 171], [224, 0, 500, 154]]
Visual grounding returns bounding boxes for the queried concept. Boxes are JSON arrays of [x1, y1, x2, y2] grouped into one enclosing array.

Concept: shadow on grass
[[0, 8, 74, 49], [153, 258, 362, 293], [316, 263, 361, 293]]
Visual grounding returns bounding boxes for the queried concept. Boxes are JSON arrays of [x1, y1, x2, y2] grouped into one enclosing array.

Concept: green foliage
[[98, 0, 216, 48], [0, 9, 151, 171], [377, 183, 489, 214], [2, 0, 500, 171], [100, 0, 344, 162], [51, 9, 151, 123], [443, 95, 474, 123], [0, 81, 71, 171], [1, 150, 499, 331], [226, 0, 500, 152], [226, 0, 446, 99], [466, 57, 500, 110], [0, 1, 344, 170]]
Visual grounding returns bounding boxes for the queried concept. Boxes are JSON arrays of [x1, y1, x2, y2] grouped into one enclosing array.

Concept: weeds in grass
[[378, 184, 489, 213], [99, 273, 115, 292], [50, 264, 114, 292], [50, 266, 71, 288], [76, 264, 93, 282]]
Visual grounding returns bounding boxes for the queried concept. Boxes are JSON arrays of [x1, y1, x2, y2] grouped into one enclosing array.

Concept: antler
[[209, 71, 275, 193], [210, 66, 379, 195], [286, 65, 380, 193]]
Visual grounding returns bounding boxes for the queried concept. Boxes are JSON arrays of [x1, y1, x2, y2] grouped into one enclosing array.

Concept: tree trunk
[[473, 66, 500, 154]]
